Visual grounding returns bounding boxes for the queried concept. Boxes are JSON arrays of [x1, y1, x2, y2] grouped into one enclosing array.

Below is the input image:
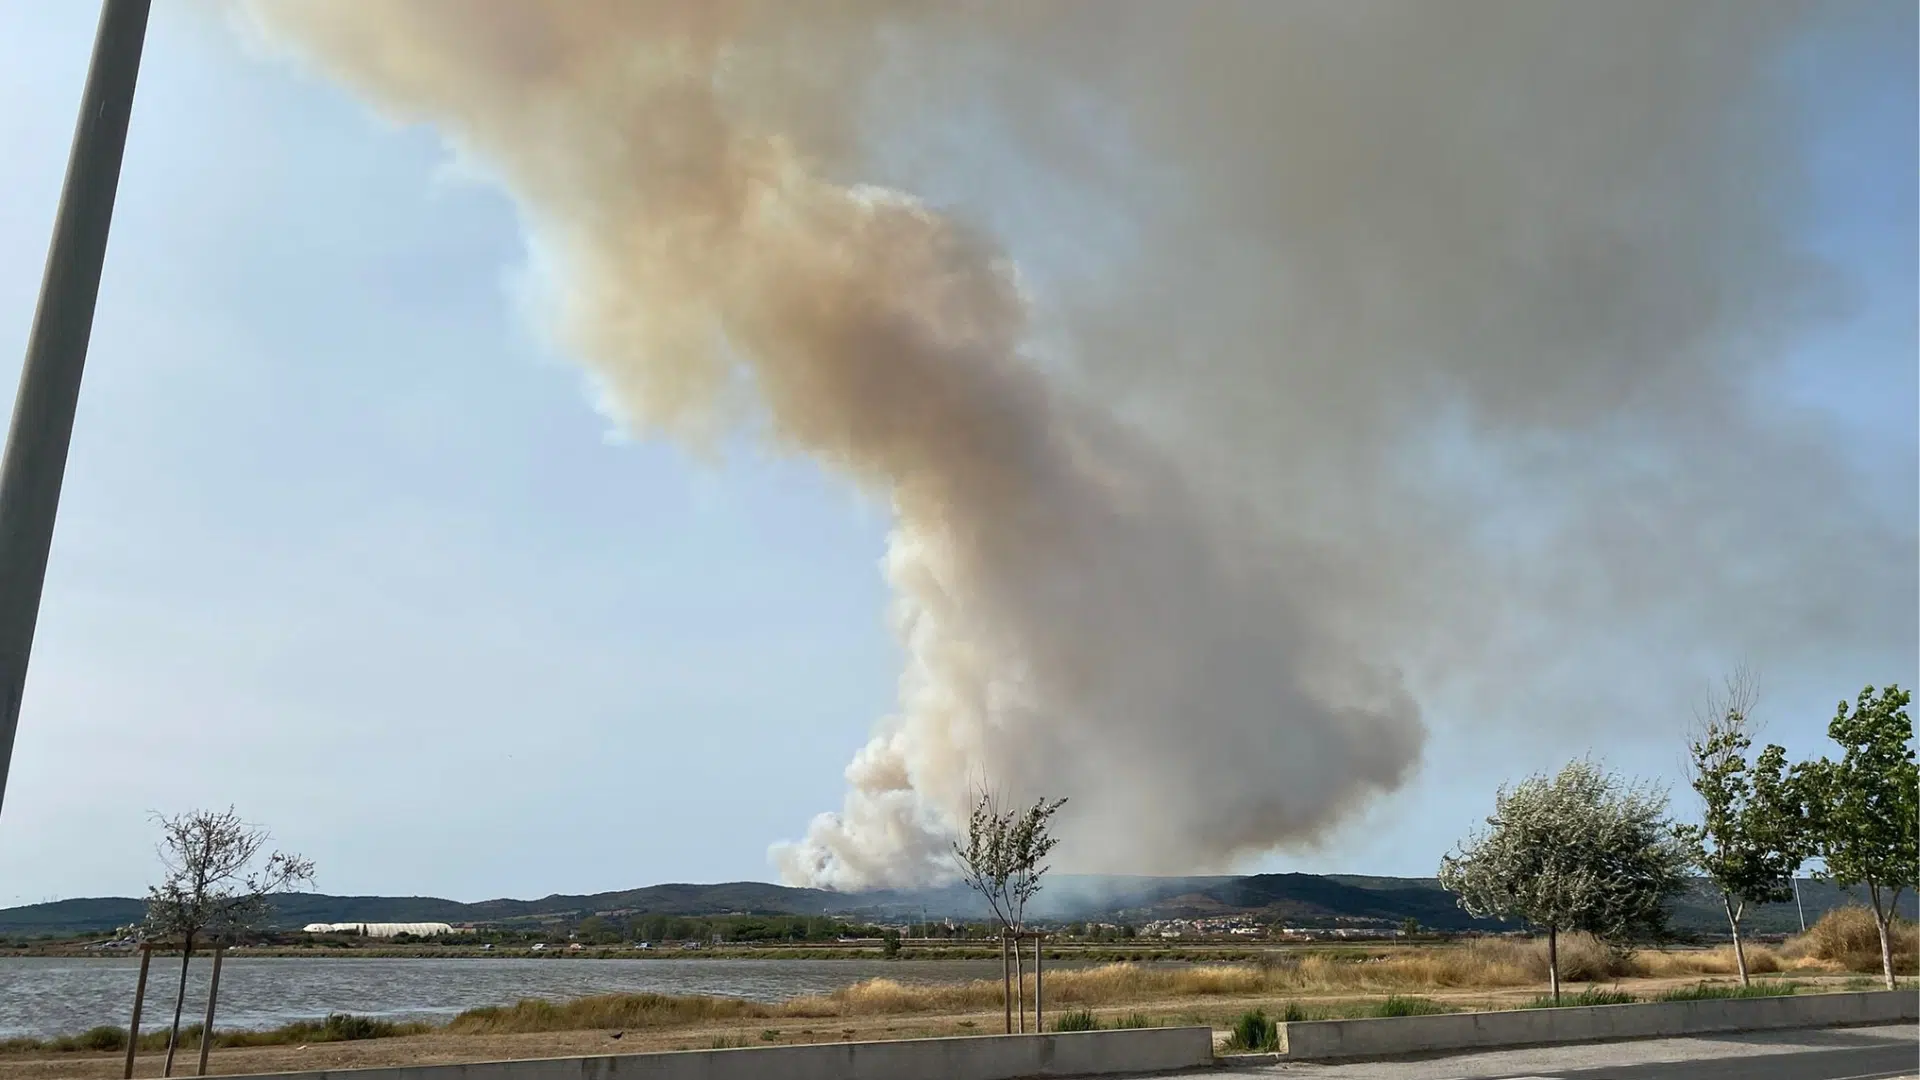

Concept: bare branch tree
[[144, 808, 313, 1077], [1686, 666, 1761, 775], [951, 783, 1066, 1033], [1677, 667, 1803, 985]]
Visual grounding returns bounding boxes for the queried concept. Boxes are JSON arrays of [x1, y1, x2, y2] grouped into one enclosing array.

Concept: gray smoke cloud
[[241, 1, 1915, 889]]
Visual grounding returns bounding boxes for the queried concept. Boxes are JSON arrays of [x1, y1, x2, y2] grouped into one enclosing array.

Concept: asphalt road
[[1205, 1023, 1918, 1080], [1529, 1040, 1916, 1080]]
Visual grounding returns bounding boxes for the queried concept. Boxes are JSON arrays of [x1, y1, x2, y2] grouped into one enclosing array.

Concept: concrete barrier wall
[[230, 1028, 1215, 1080], [1280, 989, 1919, 1061]]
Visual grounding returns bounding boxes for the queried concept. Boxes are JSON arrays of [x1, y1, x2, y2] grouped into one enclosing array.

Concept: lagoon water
[[0, 955, 1021, 1039]]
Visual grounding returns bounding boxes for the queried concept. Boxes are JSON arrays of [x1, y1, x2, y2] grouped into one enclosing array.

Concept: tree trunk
[[1033, 934, 1043, 1033], [1013, 933, 1025, 1033], [162, 939, 192, 1078], [1006, 930, 1021, 1030], [1723, 894, 1749, 987], [1869, 883, 1897, 991], [123, 943, 151, 1080], [195, 947, 224, 1076], [1547, 925, 1560, 1006]]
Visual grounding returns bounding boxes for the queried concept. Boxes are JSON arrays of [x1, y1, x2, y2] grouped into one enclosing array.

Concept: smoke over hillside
[[242, 2, 1916, 889]]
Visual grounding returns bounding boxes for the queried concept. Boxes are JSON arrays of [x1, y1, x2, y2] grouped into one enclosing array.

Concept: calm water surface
[[0, 956, 1036, 1039]]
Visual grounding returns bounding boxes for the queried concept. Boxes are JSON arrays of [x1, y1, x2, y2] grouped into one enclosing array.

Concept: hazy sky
[[0, 2, 1912, 906]]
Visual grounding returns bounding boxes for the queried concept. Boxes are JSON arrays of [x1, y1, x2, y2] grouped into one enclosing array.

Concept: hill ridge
[[2, 873, 1905, 937]]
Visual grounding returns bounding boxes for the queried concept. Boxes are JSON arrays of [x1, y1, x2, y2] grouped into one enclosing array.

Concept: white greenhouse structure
[[301, 922, 455, 937]]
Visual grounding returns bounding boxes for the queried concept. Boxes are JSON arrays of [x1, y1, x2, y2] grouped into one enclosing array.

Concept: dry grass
[[1635, 942, 1788, 978], [1784, 905, 1919, 975], [313, 933, 1884, 1041], [447, 993, 774, 1034]]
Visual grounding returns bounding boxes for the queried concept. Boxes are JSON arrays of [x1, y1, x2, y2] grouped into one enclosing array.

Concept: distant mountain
[[1663, 877, 1916, 935], [0, 896, 147, 936], [1324, 874, 1916, 937], [1183, 873, 1504, 930], [5, 873, 1909, 938]]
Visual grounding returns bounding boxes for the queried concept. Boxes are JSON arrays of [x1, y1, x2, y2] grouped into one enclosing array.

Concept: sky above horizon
[[0, 2, 1913, 906]]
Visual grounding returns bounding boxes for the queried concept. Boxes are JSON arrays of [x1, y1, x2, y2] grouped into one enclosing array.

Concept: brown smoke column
[[241, 1, 1914, 888]]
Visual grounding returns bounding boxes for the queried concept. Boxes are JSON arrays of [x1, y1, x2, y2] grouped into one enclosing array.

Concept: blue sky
[[0, 3, 1912, 905]]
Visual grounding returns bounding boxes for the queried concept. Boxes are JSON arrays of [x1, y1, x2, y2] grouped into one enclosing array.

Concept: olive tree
[[952, 785, 1066, 1033], [1438, 759, 1690, 1003], [1796, 685, 1917, 990], [1676, 671, 1805, 985], [145, 808, 313, 1076]]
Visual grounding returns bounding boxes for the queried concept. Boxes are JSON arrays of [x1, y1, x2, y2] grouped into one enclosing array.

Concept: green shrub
[[1051, 1009, 1101, 1032], [1522, 987, 1637, 1009], [1370, 996, 1451, 1017], [1656, 982, 1799, 1002], [321, 1014, 395, 1041], [1225, 1009, 1277, 1052], [1115, 1012, 1155, 1029]]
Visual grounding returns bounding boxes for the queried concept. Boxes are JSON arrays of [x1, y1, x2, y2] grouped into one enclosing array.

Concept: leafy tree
[[1796, 685, 1917, 989], [881, 928, 902, 958], [1675, 671, 1804, 984], [1438, 759, 1690, 1003], [952, 785, 1067, 1032], [145, 808, 313, 1076], [574, 915, 619, 945]]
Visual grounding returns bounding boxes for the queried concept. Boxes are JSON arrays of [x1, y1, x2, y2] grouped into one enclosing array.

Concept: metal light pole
[[0, 0, 151, 818]]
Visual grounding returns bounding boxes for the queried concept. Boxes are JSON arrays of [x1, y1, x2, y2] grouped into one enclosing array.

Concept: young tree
[[952, 785, 1066, 1033], [145, 808, 314, 1077], [1438, 759, 1691, 1004], [1676, 671, 1804, 985], [1796, 685, 1917, 990]]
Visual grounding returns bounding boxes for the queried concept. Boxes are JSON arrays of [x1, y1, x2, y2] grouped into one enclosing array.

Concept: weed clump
[[1656, 981, 1799, 1002], [1370, 996, 1451, 1017], [1224, 1009, 1278, 1052], [1522, 987, 1636, 1009], [1051, 1009, 1100, 1032]]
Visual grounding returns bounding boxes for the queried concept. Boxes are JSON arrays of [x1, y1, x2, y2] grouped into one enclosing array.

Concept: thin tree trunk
[[195, 947, 223, 1076], [1869, 883, 1896, 990], [162, 939, 192, 1078], [1013, 932, 1025, 1033], [1001, 931, 1012, 1034], [123, 943, 151, 1080], [1033, 934, 1043, 1033], [1547, 926, 1560, 1006], [1724, 894, 1749, 986]]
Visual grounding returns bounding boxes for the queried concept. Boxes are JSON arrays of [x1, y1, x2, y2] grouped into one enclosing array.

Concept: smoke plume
[[244, 1, 1915, 889]]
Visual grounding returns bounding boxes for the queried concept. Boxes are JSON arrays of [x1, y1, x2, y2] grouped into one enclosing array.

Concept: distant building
[[301, 922, 455, 938]]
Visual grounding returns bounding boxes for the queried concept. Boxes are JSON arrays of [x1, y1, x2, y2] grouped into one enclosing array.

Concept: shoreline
[[3, 972, 1906, 1080], [2, 941, 1410, 962]]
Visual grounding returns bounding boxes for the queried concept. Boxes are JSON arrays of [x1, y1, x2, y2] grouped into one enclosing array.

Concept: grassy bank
[[0, 1015, 430, 1055], [7, 909, 1911, 1061]]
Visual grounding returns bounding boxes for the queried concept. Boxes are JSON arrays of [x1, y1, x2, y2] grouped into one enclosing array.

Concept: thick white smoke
[[243, 2, 1915, 889]]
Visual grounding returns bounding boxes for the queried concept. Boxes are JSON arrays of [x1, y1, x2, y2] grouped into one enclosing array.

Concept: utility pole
[[0, 0, 150, 819]]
